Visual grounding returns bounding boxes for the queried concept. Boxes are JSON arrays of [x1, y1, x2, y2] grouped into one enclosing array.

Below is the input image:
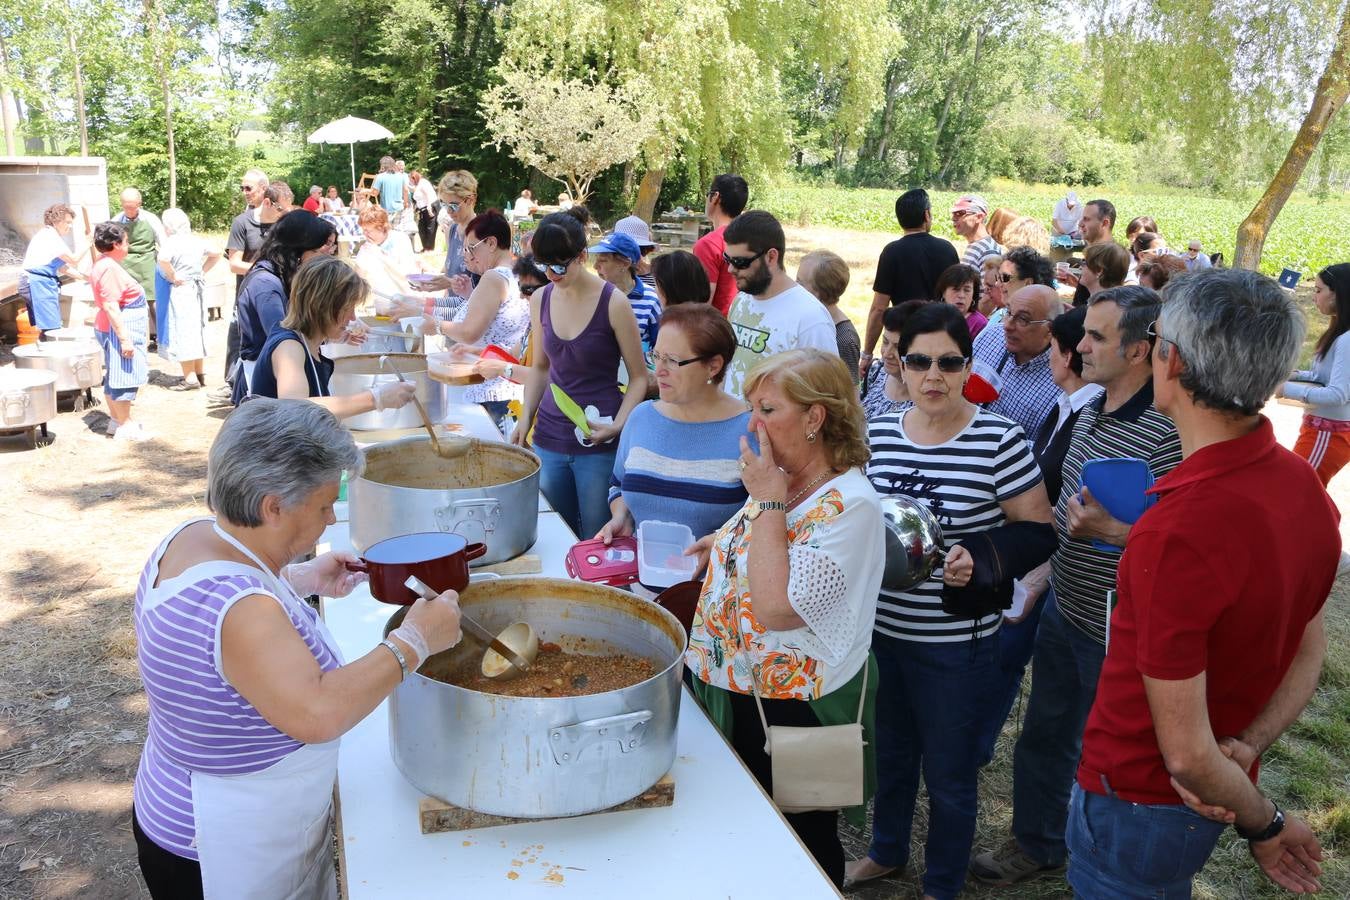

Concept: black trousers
[[224, 316, 240, 382], [133, 807, 204, 900], [726, 689, 845, 888], [416, 206, 437, 252]]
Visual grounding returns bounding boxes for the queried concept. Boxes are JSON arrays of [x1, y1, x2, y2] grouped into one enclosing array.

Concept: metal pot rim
[[357, 435, 541, 489]]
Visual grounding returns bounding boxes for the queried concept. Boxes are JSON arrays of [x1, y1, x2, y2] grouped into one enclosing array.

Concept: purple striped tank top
[[132, 519, 341, 860], [533, 281, 623, 454]]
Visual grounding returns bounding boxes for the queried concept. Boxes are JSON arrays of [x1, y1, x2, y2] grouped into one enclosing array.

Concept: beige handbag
[[751, 660, 868, 814]]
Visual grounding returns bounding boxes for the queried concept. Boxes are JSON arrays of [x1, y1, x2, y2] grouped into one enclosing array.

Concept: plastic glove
[[370, 380, 417, 411], [284, 552, 367, 598], [395, 589, 463, 669]]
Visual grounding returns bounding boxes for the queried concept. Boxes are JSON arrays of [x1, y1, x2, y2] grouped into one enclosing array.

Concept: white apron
[[193, 524, 347, 900]]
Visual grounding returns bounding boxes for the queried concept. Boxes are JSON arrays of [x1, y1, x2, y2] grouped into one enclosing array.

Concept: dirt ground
[[0, 226, 1344, 897]]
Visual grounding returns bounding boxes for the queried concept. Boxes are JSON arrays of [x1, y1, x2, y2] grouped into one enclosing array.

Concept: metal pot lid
[[362, 531, 469, 564], [879, 495, 945, 592]]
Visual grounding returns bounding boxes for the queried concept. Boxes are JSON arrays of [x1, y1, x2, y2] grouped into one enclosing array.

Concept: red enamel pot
[[345, 532, 487, 605]]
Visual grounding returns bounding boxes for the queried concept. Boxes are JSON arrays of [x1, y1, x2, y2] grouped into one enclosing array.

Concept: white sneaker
[[113, 421, 152, 442], [105, 418, 120, 436]]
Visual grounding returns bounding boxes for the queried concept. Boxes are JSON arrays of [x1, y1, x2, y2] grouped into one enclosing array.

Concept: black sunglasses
[[520, 283, 543, 297], [902, 353, 969, 373], [537, 253, 580, 275], [722, 248, 767, 270]]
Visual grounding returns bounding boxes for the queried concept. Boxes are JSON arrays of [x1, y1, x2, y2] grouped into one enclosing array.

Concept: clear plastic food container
[[636, 520, 698, 589]]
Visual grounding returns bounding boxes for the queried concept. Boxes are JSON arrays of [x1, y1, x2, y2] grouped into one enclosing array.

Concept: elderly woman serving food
[[685, 348, 883, 888], [131, 399, 461, 898]]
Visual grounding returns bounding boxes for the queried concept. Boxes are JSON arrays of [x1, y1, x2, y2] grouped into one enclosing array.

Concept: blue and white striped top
[[627, 280, 662, 352], [132, 520, 341, 860], [609, 401, 751, 541]]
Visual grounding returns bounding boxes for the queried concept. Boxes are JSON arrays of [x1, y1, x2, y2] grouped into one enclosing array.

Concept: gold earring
[[806, 431, 816, 443]]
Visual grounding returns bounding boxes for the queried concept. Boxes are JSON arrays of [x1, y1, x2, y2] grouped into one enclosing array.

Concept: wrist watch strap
[[1236, 802, 1284, 842]]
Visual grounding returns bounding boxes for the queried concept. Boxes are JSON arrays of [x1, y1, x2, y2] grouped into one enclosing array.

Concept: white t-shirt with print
[[723, 283, 837, 398]]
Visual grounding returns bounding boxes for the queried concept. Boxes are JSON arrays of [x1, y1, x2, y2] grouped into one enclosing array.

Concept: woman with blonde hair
[[1001, 216, 1051, 255], [986, 208, 1017, 245], [686, 348, 884, 888], [249, 255, 415, 418], [797, 249, 860, 382]]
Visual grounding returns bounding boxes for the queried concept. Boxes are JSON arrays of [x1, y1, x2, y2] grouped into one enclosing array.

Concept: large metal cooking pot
[[879, 495, 945, 591], [384, 576, 685, 817], [328, 352, 446, 431], [13, 341, 103, 392], [349, 435, 540, 565], [322, 316, 420, 360], [0, 369, 58, 429]]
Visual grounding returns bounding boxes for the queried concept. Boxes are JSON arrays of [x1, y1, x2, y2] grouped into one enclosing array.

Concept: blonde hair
[[799, 249, 850, 306], [283, 256, 368, 339], [743, 349, 870, 471], [357, 205, 389, 230], [1002, 216, 1051, 254], [986, 207, 1017, 244], [981, 254, 1004, 275], [437, 170, 478, 201]]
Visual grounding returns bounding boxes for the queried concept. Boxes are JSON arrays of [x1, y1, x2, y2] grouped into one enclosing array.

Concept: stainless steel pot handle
[[2, 391, 29, 425], [75, 359, 94, 383], [434, 498, 501, 543], [548, 710, 653, 765]]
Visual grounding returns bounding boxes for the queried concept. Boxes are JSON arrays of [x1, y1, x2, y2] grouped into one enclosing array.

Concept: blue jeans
[[1012, 591, 1106, 865], [977, 593, 1046, 765], [1067, 784, 1226, 898], [868, 630, 998, 900], [534, 445, 617, 539]]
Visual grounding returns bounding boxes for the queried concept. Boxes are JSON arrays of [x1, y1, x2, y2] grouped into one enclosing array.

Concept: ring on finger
[[738, 459, 748, 471]]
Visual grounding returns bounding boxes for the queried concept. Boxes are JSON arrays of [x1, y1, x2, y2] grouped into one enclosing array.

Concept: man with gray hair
[[970, 284, 1064, 448], [115, 187, 166, 347], [1067, 270, 1337, 897], [973, 285, 1183, 886], [217, 170, 281, 401]]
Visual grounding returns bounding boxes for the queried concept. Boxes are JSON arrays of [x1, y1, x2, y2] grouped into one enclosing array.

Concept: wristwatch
[[747, 500, 786, 520], [503, 363, 516, 382], [1236, 802, 1285, 842]]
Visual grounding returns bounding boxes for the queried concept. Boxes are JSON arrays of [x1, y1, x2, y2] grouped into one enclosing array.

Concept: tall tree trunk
[[633, 167, 665, 222], [144, 0, 176, 205], [1234, 5, 1350, 271], [64, 11, 89, 157], [873, 60, 901, 164], [0, 33, 18, 156]]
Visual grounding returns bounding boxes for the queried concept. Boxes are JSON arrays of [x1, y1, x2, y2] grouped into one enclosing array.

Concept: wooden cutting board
[[418, 774, 675, 834], [472, 554, 543, 576]]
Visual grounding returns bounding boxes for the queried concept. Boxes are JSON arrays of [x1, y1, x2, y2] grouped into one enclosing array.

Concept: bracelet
[[379, 638, 408, 680]]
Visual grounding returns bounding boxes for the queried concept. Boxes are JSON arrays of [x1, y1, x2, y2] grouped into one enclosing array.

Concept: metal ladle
[[377, 354, 472, 459], [403, 575, 538, 679]]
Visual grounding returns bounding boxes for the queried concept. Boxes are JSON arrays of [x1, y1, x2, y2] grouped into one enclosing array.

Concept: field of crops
[[756, 178, 1350, 280]]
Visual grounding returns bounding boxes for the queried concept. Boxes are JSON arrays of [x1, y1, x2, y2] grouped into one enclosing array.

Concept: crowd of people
[[24, 167, 1343, 899]]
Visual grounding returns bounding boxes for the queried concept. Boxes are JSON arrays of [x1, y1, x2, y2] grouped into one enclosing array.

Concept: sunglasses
[[446, 201, 462, 212], [537, 254, 580, 275], [722, 248, 767, 270], [520, 283, 543, 297], [902, 353, 969, 373], [650, 352, 710, 368], [239, 185, 253, 192]]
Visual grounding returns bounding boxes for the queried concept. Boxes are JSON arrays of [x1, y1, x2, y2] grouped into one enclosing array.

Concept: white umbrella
[[306, 116, 395, 191]]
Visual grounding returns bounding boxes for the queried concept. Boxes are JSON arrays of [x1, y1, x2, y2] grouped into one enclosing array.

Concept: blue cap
[[592, 232, 642, 265]]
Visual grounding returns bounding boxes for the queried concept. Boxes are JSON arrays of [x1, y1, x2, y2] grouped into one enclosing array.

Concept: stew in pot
[[432, 642, 655, 697]]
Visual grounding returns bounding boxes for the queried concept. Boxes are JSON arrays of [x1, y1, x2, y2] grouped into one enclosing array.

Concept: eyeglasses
[[1006, 313, 1051, 329], [650, 352, 710, 368], [902, 353, 969, 373], [239, 185, 252, 192], [464, 237, 488, 256], [537, 254, 580, 275], [722, 248, 767, 270], [446, 201, 462, 213], [520, 283, 543, 297], [1145, 320, 1175, 350]]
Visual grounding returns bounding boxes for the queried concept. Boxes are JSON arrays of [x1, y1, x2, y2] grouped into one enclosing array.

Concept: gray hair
[[1090, 284, 1161, 354], [161, 207, 191, 235], [207, 398, 363, 527], [1158, 269, 1304, 416]]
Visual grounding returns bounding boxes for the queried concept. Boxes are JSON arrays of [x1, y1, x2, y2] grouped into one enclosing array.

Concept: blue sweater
[[609, 401, 751, 540]]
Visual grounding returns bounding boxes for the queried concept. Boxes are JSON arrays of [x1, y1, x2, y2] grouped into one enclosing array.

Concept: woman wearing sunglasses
[[848, 302, 1053, 897], [511, 212, 649, 539]]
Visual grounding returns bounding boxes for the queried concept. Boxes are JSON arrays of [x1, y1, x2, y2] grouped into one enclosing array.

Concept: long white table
[[322, 405, 839, 898]]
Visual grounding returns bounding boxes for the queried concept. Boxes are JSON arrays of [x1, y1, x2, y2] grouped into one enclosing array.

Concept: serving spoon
[[404, 575, 537, 679]]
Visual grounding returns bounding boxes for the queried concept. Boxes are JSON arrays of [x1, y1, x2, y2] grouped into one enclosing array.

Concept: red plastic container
[[480, 344, 520, 365], [564, 536, 640, 587]]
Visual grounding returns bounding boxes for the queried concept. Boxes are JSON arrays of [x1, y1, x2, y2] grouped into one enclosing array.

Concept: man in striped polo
[[971, 285, 1181, 886]]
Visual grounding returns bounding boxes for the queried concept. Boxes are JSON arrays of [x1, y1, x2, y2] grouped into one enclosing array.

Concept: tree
[[480, 68, 655, 203], [1235, 3, 1350, 269]]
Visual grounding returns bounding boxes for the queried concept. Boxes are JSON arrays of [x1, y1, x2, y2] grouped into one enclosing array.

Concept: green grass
[[757, 177, 1350, 280]]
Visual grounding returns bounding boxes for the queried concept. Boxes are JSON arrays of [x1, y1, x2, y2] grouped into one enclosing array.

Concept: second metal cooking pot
[[328, 352, 447, 432], [384, 576, 685, 817], [0, 369, 58, 429], [348, 435, 540, 564], [346, 532, 486, 604], [13, 341, 103, 392]]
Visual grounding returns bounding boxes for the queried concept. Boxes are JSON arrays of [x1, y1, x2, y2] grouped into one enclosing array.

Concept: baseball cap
[[951, 195, 989, 216], [592, 232, 643, 265], [613, 215, 656, 249]]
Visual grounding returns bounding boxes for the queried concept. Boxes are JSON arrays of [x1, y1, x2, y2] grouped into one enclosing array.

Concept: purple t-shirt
[[533, 282, 624, 454]]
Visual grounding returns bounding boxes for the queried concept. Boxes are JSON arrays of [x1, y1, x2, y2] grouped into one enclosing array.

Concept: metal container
[[322, 316, 420, 360], [328, 353, 446, 431], [879, 495, 946, 591], [13, 341, 103, 392], [384, 576, 686, 817], [348, 435, 539, 564], [0, 369, 58, 429]]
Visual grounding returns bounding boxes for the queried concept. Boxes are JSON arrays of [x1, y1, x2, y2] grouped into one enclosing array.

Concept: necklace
[[787, 468, 835, 508]]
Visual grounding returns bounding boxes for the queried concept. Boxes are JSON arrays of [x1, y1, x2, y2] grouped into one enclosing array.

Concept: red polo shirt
[[693, 225, 737, 316], [1078, 417, 1339, 804]]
